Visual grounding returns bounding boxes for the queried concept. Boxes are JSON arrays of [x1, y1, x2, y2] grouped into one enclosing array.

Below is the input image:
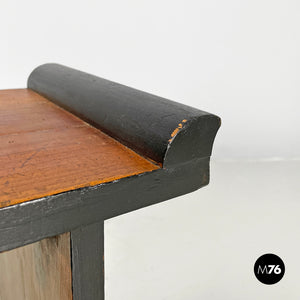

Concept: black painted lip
[[28, 63, 220, 167]]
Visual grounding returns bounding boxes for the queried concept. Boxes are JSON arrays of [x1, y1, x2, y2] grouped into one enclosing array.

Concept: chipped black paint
[[0, 157, 209, 252], [28, 63, 220, 166]]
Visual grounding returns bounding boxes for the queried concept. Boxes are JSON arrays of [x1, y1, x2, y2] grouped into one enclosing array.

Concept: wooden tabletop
[[0, 89, 159, 208]]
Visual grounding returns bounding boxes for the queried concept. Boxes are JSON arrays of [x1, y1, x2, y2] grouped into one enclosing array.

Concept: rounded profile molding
[[28, 63, 220, 167]]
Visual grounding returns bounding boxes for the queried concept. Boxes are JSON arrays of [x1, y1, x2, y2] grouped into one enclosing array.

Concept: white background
[[1, 0, 300, 299]]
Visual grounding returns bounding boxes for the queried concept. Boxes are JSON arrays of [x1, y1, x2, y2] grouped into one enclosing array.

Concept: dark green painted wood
[[71, 222, 104, 300], [28, 64, 220, 167], [0, 63, 221, 300], [0, 157, 209, 253]]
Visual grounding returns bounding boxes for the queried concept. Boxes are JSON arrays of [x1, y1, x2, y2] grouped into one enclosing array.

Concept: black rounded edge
[[27, 62, 57, 87], [27, 63, 221, 167], [164, 113, 221, 167]]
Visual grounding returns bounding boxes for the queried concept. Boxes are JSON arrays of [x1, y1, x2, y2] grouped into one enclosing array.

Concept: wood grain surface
[[0, 89, 159, 208], [0, 233, 72, 300]]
